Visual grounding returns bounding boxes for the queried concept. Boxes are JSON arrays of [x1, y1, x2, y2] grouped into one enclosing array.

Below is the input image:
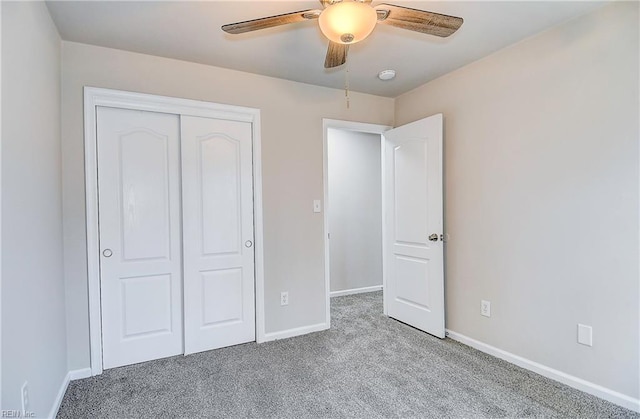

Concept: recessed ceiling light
[[378, 70, 396, 81]]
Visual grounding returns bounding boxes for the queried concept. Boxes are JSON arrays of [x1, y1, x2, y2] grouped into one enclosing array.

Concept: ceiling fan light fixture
[[318, 1, 377, 45]]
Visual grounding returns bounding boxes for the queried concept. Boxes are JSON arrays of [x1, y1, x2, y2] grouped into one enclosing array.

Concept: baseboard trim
[[47, 368, 93, 419], [445, 329, 640, 413], [330, 285, 383, 298], [47, 372, 70, 419], [262, 322, 329, 342], [69, 367, 92, 381]]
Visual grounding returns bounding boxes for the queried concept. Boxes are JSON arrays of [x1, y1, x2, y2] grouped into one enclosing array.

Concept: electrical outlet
[[481, 300, 491, 317], [577, 324, 593, 346], [21, 381, 30, 412], [280, 291, 289, 306]]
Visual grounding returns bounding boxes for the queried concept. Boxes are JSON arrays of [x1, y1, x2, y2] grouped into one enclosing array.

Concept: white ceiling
[[46, 1, 606, 98]]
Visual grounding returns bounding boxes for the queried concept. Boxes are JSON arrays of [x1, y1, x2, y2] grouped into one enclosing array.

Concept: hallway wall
[[328, 129, 382, 293]]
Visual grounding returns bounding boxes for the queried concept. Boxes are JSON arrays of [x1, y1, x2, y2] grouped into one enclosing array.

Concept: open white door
[[383, 114, 444, 338]]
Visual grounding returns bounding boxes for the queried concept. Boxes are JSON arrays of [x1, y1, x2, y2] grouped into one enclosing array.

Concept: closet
[[96, 105, 256, 369]]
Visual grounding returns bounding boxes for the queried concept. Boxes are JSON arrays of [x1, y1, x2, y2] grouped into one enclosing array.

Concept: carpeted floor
[[58, 292, 637, 418]]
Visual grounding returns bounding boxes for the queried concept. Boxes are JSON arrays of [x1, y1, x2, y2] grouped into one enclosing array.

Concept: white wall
[[395, 2, 639, 401], [0, 0, 4, 409], [1, 2, 67, 416], [61, 42, 395, 370], [328, 129, 382, 293]]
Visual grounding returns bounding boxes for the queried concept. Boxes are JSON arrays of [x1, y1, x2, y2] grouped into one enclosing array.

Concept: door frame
[[84, 87, 265, 376], [322, 119, 392, 326]]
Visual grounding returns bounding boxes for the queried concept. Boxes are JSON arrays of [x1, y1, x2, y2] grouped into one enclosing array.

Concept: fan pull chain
[[345, 60, 350, 110]]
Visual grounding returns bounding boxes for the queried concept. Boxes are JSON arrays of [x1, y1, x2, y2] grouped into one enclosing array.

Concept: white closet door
[[181, 115, 256, 355], [97, 107, 184, 369]]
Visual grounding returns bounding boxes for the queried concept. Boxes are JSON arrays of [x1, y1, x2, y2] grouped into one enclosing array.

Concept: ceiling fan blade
[[222, 9, 321, 34], [375, 4, 463, 37], [324, 41, 349, 69]]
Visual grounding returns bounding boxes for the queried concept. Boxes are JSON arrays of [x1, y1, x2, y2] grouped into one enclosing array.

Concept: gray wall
[[395, 2, 639, 399], [60, 42, 395, 370], [328, 129, 382, 293], [1, 2, 68, 416]]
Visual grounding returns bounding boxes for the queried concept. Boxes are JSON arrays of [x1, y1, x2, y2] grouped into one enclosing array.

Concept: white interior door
[[97, 107, 184, 369], [181, 115, 256, 355], [383, 114, 444, 338]]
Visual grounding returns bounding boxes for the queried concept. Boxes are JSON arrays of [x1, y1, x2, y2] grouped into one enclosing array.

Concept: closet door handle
[[102, 249, 113, 257], [245, 240, 253, 248]]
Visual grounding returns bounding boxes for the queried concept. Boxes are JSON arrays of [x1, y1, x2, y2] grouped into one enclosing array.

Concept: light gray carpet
[[58, 292, 637, 418]]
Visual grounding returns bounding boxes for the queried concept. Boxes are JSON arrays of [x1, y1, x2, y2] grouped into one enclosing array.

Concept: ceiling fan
[[222, 0, 463, 69]]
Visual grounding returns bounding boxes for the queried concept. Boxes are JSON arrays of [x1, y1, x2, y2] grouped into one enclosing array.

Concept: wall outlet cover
[[21, 381, 30, 412], [481, 300, 491, 317], [577, 324, 593, 346]]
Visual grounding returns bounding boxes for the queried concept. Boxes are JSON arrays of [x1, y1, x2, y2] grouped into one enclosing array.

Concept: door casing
[[84, 87, 265, 376]]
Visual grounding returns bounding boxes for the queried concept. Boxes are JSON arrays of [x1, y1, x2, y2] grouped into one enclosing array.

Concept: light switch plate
[[313, 200, 322, 213]]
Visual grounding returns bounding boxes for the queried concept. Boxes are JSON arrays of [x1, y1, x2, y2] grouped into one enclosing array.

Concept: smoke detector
[[378, 70, 396, 81]]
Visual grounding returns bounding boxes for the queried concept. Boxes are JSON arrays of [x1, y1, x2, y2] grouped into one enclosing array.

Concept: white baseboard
[[262, 322, 329, 342], [69, 367, 92, 381], [47, 368, 93, 419], [445, 329, 640, 413], [330, 285, 383, 298], [47, 372, 70, 419]]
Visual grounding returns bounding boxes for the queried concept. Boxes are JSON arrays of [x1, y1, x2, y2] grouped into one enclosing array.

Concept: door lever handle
[[428, 234, 438, 242]]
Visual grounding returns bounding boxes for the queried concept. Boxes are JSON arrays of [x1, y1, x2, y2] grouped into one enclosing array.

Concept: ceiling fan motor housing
[[321, 0, 373, 6]]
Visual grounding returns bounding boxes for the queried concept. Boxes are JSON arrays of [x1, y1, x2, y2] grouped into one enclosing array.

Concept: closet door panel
[[181, 115, 256, 355], [97, 107, 183, 369], [200, 135, 241, 255]]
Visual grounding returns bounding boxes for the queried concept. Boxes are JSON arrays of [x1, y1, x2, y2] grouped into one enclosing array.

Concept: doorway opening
[[322, 119, 391, 325], [323, 115, 446, 338]]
